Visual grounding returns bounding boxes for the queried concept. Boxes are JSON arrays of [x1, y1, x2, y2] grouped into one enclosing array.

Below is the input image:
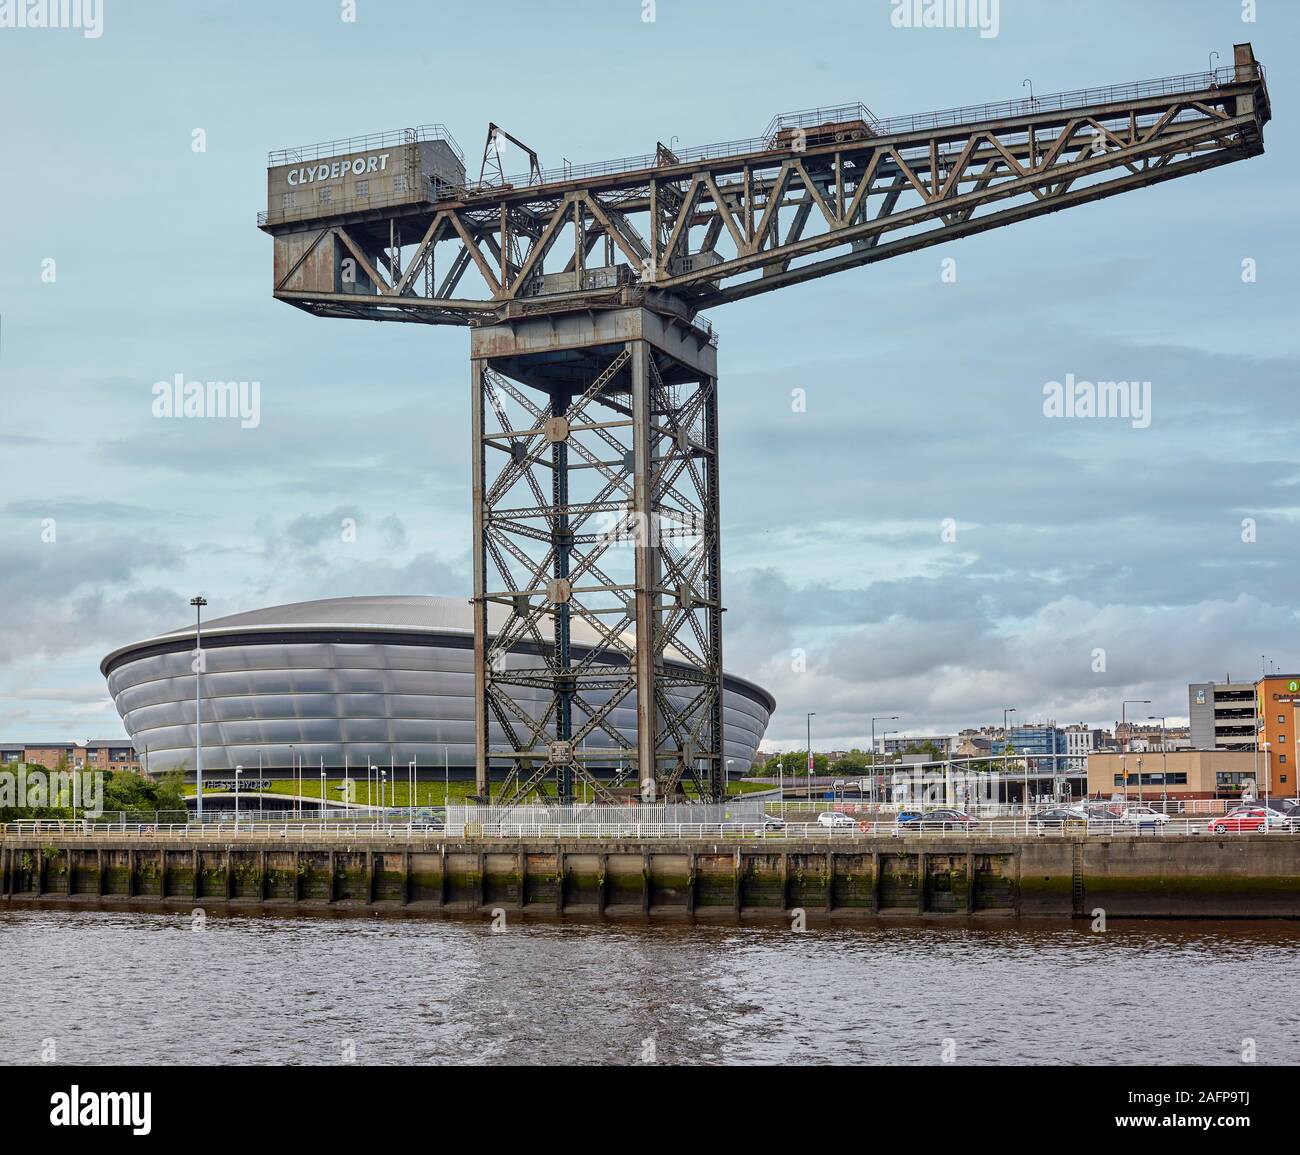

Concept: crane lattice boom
[[263, 43, 1268, 330]]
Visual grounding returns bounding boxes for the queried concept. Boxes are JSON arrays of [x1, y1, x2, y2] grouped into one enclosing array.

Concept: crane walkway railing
[[475, 64, 1250, 191], [267, 123, 465, 168], [260, 67, 1256, 206]]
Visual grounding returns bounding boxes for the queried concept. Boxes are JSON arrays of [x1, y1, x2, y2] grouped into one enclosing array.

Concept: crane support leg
[[471, 308, 723, 805]]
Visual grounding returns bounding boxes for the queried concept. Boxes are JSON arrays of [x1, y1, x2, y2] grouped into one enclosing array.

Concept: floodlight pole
[[190, 596, 207, 820]]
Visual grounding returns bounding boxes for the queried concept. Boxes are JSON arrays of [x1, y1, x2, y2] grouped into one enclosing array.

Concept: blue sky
[[1, 0, 1297, 750]]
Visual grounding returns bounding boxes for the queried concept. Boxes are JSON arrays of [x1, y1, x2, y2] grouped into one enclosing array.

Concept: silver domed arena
[[101, 595, 774, 781]]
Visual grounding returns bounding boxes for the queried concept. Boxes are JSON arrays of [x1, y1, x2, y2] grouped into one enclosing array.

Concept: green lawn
[[186, 778, 477, 806], [727, 779, 779, 795], [184, 774, 771, 806]]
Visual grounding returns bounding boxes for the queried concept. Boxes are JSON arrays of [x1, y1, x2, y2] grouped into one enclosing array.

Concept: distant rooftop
[[3, 740, 133, 749]]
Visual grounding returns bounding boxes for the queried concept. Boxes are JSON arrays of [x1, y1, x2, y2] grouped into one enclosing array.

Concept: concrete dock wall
[[3, 835, 1299, 920]]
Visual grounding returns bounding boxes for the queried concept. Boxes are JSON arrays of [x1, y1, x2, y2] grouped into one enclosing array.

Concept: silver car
[[816, 811, 857, 829]]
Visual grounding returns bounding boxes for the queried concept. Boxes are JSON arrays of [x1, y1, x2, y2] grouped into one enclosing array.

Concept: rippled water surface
[[3, 910, 1299, 1065]]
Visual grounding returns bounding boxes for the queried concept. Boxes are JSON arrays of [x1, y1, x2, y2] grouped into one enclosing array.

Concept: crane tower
[[259, 43, 1270, 806]]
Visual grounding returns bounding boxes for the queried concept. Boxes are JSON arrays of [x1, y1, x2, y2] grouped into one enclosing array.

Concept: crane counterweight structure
[[260, 43, 1270, 806]]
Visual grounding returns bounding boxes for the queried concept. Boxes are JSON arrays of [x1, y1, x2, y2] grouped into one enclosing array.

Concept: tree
[[0, 762, 73, 822], [752, 751, 830, 777], [154, 772, 188, 811], [829, 751, 872, 775], [101, 770, 188, 815]]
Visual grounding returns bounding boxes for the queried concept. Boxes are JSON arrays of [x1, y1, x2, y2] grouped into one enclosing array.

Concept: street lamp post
[[1122, 700, 1151, 806], [190, 596, 207, 820], [1149, 715, 1168, 807], [871, 715, 900, 806], [443, 745, 450, 810], [320, 759, 326, 819], [1002, 707, 1016, 811], [234, 764, 242, 829], [806, 712, 816, 799]]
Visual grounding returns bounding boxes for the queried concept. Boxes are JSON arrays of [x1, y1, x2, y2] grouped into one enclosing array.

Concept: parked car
[[1257, 800, 1300, 828], [1254, 807, 1290, 829], [1119, 806, 1170, 828], [1084, 803, 1123, 817], [1084, 808, 1121, 828], [404, 807, 444, 831], [1206, 807, 1287, 834], [816, 811, 857, 829], [1031, 806, 1089, 831], [891, 809, 922, 835], [762, 813, 786, 830], [911, 808, 979, 832]]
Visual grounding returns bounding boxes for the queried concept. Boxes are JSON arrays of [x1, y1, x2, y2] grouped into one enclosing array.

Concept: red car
[[1206, 808, 1274, 834]]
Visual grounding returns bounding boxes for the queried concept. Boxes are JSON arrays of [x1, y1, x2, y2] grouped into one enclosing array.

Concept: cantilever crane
[[260, 43, 1271, 807]]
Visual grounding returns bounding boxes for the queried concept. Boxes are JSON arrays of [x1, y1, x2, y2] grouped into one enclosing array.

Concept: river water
[[2, 909, 1298, 1065]]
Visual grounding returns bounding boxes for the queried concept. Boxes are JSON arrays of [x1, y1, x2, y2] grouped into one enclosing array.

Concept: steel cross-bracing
[[263, 47, 1269, 330], [470, 311, 722, 805], [260, 44, 1270, 804]]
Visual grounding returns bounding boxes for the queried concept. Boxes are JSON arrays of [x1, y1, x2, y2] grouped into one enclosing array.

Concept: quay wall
[[3, 835, 1299, 920]]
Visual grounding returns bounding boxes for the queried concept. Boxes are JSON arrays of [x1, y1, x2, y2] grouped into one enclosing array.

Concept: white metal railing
[[444, 801, 766, 828], [4, 816, 1298, 841]]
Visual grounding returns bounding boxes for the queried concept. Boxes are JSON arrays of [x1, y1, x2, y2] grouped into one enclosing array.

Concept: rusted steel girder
[[471, 309, 723, 804], [262, 45, 1269, 329]]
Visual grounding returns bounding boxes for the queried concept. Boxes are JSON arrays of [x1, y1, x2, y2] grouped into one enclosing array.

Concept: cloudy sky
[[1, 0, 1296, 751]]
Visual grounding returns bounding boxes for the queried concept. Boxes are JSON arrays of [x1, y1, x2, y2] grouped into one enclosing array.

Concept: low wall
[[3, 835, 1299, 920]]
